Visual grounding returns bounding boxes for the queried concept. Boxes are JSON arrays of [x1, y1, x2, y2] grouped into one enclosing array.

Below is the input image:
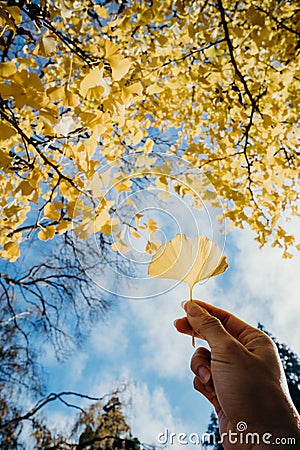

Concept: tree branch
[[217, 0, 260, 112], [0, 99, 83, 193], [0, 392, 108, 430], [256, 6, 300, 37]]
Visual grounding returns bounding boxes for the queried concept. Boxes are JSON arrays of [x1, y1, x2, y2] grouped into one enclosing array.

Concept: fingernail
[[173, 319, 178, 328], [198, 366, 211, 384], [186, 302, 202, 317], [181, 300, 187, 310]]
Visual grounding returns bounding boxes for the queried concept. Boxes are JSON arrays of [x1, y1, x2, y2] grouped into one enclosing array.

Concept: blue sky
[[35, 194, 300, 449]]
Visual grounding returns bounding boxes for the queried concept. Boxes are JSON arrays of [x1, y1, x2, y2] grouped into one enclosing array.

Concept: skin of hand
[[174, 300, 300, 449]]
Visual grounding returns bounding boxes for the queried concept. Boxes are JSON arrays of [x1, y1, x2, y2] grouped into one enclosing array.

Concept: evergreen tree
[[258, 324, 300, 413], [203, 412, 223, 450]]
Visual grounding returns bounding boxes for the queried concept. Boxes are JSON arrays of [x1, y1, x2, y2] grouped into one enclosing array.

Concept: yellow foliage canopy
[[0, 0, 299, 260]]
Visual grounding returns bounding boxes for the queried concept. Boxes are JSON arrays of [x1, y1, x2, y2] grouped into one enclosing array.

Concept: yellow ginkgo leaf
[[148, 234, 228, 296], [38, 225, 56, 241], [148, 234, 228, 347], [106, 55, 132, 81], [111, 239, 129, 254], [33, 36, 57, 57], [3, 241, 20, 262], [0, 61, 17, 77], [80, 68, 103, 97]]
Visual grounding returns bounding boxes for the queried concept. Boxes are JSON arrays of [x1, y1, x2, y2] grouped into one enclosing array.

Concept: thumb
[[185, 301, 232, 349]]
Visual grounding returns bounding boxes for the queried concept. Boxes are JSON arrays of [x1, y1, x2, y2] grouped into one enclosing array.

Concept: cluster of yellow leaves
[[0, 0, 299, 261]]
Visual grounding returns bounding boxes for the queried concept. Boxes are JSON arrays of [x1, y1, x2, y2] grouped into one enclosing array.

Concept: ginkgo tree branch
[[198, 151, 244, 169], [159, 38, 226, 69], [217, 0, 261, 113], [256, 6, 300, 37], [6, 219, 69, 238], [21, 3, 96, 66], [241, 99, 269, 223], [0, 100, 83, 193]]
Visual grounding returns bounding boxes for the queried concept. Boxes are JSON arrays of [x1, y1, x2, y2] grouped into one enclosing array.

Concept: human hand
[[174, 300, 300, 449]]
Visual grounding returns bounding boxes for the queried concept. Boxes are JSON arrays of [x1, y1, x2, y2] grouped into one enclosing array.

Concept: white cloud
[[39, 209, 300, 450], [126, 382, 186, 449], [89, 376, 194, 450], [128, 293, 191, 379], [88, 313, 129, 357], [224, 224, 300, 353]]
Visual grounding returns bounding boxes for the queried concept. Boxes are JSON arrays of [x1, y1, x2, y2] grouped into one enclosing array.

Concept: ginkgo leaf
[[79, 67, 110, 98], [80, 68, 102, 96], [106, 55, 132, 81], [3, 241, 20, 261], [34, 36, 57, 56], [148, 234, 228, 295], [54, 116, 76, 136], [0, 149, 12, 168], [94, 5, 109, 18], [0, 61, 17, 77], [111, 239, 129, 254], [104, 40, 119, 58], [0, 122, 16, 139], [38, 225, 56, 241], [44, 203, 60, 221], [18, 181, 34, 196]]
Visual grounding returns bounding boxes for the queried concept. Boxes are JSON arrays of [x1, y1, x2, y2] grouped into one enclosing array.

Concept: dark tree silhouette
[[258, 323, 300, 413]]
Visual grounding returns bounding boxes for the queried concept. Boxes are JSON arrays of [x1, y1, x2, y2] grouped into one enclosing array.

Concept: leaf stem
[[190, 286, 195, 347]]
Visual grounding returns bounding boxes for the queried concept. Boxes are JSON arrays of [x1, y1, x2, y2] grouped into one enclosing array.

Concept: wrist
[[252, 401, 300, 449]]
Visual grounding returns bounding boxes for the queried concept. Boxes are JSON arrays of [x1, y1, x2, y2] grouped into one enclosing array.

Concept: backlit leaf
[[148, 234, 228, 296]]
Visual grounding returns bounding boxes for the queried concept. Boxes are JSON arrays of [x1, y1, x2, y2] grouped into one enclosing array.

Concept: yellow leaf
[[3, 241, 20, 261], [93, 209, 110, 232], [0, 61, 16, 77], [0, 148, 12, 168], [34, 36, 57, 57], [18, 181, 34, 196], [247, 5, 265, 27], [0, 122, 16, 139], [146, 83, 164, 95], [111, 239, 129, 254], [101, 218, 119, 234], [147, 219, 157, 232], [123, 81, 143, 101], [148, 234, 228, 296], [145, 240, 161, 254], [44, 203, 60, 221], [130, 227, 141, 239], [56, 220, 72, 233], [106, 55, 132, 81], [282, 251, 293, 259], [104, 40, 119, 58], [7, 6, 22, 25], [80, 68, 106, 97], [54, 116, 76, 136], [38, 225, 56, 241], [131, 129, 144, 146], [95, 5, 109, 18], [64, 86, 79, 106], [47, 85, 65, 101]]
